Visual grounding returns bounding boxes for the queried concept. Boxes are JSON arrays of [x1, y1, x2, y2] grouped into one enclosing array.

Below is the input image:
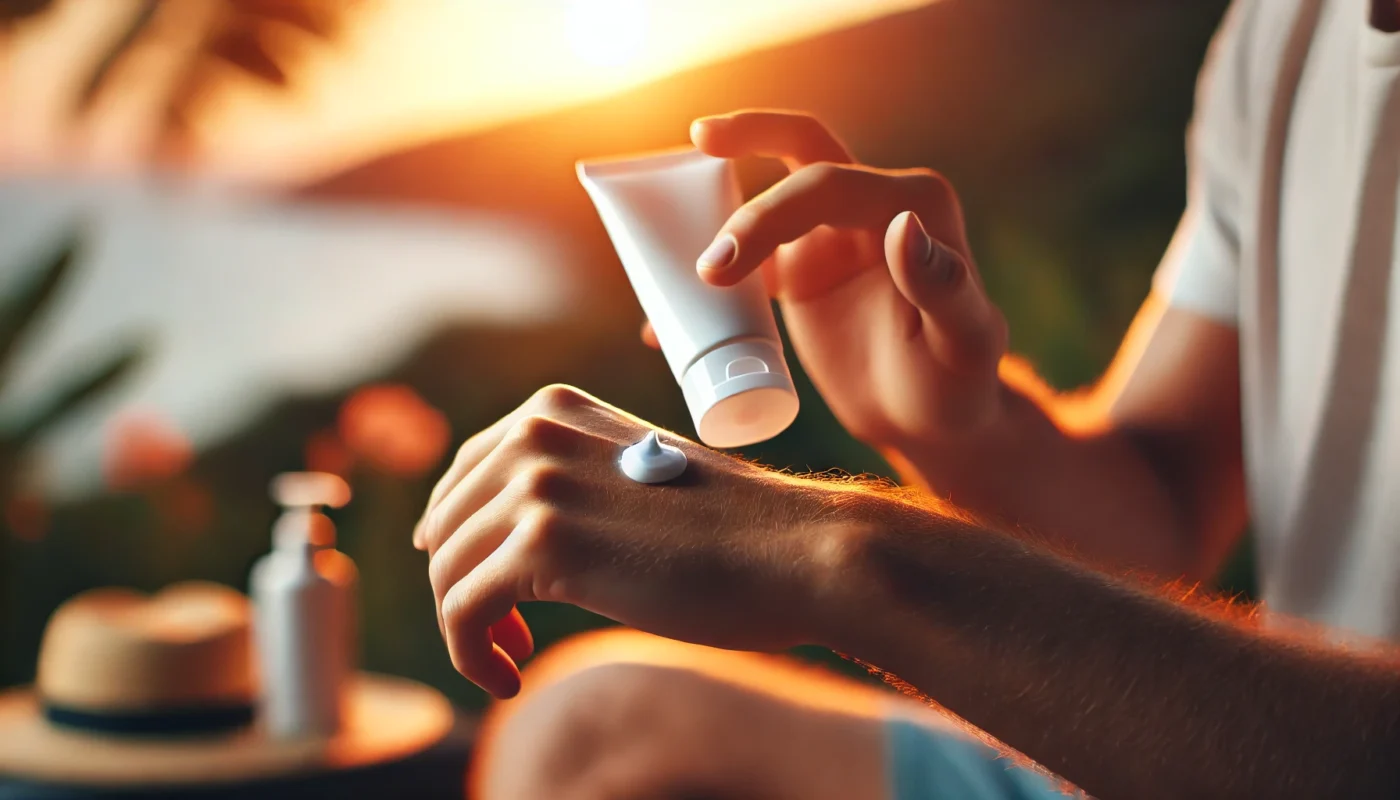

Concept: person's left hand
[[412, 384, 886, 698]]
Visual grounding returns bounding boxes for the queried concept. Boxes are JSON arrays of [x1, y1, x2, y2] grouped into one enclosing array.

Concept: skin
[[416, 44, 1400, 796], [417, 382, 1400, 798], [472, 630, 891, 800], [671, 110, 1246, 582]]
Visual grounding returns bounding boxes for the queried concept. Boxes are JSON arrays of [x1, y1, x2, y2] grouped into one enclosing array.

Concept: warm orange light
[[305, 428, 356, 479], [566, 0, 648, 68], [2, 0, 934, 182], [337, 384, 450, 478], [103, 412, 194, 491]]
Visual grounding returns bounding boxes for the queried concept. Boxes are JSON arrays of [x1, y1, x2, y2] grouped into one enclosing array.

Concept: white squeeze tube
[[578, 148, 799, 448]]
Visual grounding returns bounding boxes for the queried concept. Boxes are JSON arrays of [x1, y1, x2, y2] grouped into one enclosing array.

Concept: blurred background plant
[[0, 232, 143, 683], [0, 0, 1251, 710], [0, 0, 358, 163]]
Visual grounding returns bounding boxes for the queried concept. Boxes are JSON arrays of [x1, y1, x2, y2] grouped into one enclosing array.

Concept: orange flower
[[103, 412, 194, 491], [305, 428, 355, 478], [337, 384, 450, 478]]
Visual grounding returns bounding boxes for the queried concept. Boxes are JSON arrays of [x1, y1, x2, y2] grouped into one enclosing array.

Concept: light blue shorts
[[886, 717, 1072, 799]]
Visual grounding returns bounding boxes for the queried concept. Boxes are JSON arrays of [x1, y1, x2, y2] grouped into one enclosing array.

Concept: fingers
[[491, 607, 534, 664], [421, 448, 514, 558], [884, 211, 1005, 370], [691, 110, 854, 170], [415, 410, 523, 550], [430, 488, 516, 664], [427, 453, 586, 621], [640, 320, 660, 350], [419, 415, 591, 556], [699, 164, 938, 286], [415, 385, 597, 550], [429, 484, 520, 618], [440, 536, 529, 698]]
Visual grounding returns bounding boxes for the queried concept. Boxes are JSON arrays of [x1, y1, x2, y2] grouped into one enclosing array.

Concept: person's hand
[[411, 384, 888, 699], [648, 110, 1009, 451]]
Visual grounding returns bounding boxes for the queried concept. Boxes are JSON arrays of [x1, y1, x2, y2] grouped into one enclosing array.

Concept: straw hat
[[0, 582, 455, 789]]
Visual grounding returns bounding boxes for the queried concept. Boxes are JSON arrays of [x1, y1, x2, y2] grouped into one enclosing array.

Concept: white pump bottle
[[250, 472, 357, 739]]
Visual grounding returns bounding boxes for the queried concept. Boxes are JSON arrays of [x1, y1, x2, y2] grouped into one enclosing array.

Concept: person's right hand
[[645, 110, 1009, 452]]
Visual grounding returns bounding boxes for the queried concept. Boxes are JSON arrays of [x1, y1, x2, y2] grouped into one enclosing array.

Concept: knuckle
[[516, 507, 568, 554], [899, 168, 952, 202], [421, 505, 454, 551], [726, 202, 766, 237], [532, 384, 587, 413], [515, 462, 573, 501], [790, 113, 840, 154], [453, 438, 473, 461], [439, 579, 469, 629], [510, 414, 573, 452], [793, 110, 831, 135], [797, 160, 843, 187], [427, 548, 455, 597]]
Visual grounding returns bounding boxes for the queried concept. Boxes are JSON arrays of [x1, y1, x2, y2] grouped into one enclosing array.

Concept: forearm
[[887, 366, 1226, 579], [820, 501, 1400, 799]]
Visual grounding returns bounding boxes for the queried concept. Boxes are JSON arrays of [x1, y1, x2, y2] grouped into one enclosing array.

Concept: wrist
[[877, 377, 1045, 490], [797, 485, 960, 655]]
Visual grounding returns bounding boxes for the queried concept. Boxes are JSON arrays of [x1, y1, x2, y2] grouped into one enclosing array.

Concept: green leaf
[[73, 0, 159, 115], [5, 345, 145, 447], [0, 231, 82, 383]]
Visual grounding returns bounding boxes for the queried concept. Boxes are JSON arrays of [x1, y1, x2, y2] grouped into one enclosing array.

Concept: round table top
[[0, 673, 456, 788]]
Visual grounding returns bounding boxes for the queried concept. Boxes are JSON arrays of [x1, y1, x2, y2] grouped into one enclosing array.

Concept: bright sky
[[2, 0, 930, 184]]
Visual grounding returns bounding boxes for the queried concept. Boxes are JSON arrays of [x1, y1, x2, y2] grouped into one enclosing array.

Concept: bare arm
[[418, 385, 1399, 798], [812, 496, 1400, 799], [891, 296, 1246, 580]]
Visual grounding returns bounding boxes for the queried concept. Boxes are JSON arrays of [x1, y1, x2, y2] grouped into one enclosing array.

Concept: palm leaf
[[67, 0, 357, 122], [73, 0, 159, 114], [4, 346, 145, 447], [0, 232, 80, 382]]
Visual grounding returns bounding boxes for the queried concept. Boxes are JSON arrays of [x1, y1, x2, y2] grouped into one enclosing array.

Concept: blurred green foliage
[[1, 0, 1249, 710], [0, 234, 144, 691]]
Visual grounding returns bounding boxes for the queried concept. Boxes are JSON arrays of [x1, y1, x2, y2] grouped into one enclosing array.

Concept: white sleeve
[[1151, 0, 1256, 326]]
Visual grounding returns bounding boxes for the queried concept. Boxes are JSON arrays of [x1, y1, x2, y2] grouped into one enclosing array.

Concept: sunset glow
[[566, 0, 649, 68], [1, 0, 933, 184]]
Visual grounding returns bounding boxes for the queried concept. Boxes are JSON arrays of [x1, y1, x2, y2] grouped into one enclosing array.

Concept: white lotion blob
[[619, 431, 688, 484]]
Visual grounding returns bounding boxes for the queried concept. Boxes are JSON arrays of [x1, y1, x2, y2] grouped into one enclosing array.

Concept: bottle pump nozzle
[[269, 472, 351, 551]]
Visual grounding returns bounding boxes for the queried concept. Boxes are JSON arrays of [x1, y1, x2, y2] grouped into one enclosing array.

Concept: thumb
[[884, 211, 1003, 370]]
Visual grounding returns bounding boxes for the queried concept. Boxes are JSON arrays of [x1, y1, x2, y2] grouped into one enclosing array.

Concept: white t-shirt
[[1155, 0, 1400, 641]]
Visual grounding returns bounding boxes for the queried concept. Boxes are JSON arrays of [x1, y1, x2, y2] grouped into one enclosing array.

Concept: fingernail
[[697, 234, 737, 272], [905, 212, 958, 285], [928, 240, 960, 284], [903, 211, 933, 269]]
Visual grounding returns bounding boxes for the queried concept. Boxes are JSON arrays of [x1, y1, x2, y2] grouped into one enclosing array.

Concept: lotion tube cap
[[680, 339, 798, 448]]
